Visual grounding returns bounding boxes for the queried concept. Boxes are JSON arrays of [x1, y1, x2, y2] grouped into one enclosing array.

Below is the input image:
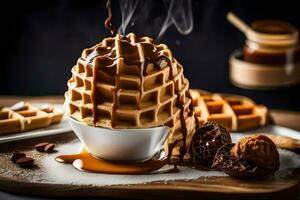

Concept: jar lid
[[247, 20, 299, 46]]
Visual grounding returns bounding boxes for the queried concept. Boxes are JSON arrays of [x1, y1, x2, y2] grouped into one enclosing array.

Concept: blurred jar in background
[[230, 20, 300, 89], [244, 20, 300, 65]]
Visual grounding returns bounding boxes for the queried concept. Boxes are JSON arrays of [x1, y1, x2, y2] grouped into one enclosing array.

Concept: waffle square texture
[[0, 102, 63, 134], [190, 89, 268, 132], [65, 33, 196, 161]]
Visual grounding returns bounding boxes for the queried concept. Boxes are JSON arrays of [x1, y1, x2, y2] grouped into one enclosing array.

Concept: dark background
[[1, 0, 300, 110]]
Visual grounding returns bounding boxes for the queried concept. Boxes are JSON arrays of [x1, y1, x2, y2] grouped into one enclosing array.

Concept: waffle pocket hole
[[121, 64, 140, 76], [160, 84, 173, 103], [84, 65, 93, 77], [69, 104, 78, 114], [99, 71, 116, 86], [98, 87, 113, 103], [225, 98, 242, 106], [120, 79, 139, 90], [140, 110, 155, 125], [141, 91, 158, 107], [233, 106, 253, 116], [83, 93, 92, 104], [19, 111, 36, 117], [165, 119, 174, 127], [80, 107, 93, 119], [0, 111, 9, 120], [202, 96, 214, 102], [158, 102, 171, 121], [75, 76, 84, 87], [116, 113, 136, 126], [98, 109, 111, 120], [77, 63, 84, 73], [84, 80, 91, 90], [144, 73, 164, 91], [71, 90, 82, 101], [119, 95, 138, 108], [207, 104, 223, 114]]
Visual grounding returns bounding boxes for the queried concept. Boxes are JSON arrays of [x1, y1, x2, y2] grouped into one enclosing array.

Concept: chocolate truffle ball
[[231, 134, 280, 170], [212, 134, 280, 179], [191, 121, 231, 167]]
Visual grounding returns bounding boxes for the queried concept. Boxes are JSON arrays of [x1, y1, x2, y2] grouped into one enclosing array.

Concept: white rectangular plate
[[0, 104, 72, 144]]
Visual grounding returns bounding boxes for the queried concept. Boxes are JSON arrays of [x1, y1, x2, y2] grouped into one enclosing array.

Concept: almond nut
[[11, 151, 26, 163], [34, 142, 49, 152], [44, 143, 55, 153], [16, 157, 34, 168]]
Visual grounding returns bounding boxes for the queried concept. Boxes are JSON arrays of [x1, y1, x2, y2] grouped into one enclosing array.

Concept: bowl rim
[[65, 114, 170, 133]]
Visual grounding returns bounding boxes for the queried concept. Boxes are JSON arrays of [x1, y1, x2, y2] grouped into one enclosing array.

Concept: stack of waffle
[[0, 102, 63, 134], [64, 33, 196, 161], [190, 89, 268, 132]]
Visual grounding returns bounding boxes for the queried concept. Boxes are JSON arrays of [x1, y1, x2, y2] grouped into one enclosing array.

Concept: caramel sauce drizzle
[[56, 148, 168, 174], [91, 64, 100, 125], [167, 62, 189, 162], [186, 90, 194, 116], [91, 0, 116, 125], [104, 0, 115, 35], [90, 55, 116, 126], [112, 61, 120, 127], [138, 61, 144, 110]]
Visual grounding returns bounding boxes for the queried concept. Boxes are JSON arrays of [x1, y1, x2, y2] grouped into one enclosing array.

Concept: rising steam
[[118, 0, 193, 41], [118, 0, 140, 35]]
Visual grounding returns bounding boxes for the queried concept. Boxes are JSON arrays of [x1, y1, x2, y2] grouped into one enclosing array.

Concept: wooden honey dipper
[[256, 134, 300, 151], [227, 12, 295, 42]]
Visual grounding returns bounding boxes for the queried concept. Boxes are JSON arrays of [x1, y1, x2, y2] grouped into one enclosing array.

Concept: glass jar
[[243, 20, 300, 65], [230, 20, 300, 89]]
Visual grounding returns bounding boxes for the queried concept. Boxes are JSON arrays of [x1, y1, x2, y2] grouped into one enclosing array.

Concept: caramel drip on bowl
[[186, 89, 194, 116], [167, 62, 189, 162], [56, 148, 168, 174]]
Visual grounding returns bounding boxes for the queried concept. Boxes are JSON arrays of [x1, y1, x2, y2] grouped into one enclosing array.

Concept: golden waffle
[[65, 33, 196, 161], [40, 105, 64, 124], [0, 102, 63, 135], [190, 89, 268, 132]]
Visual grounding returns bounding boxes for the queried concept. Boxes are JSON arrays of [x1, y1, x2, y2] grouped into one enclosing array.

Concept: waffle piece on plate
[[40, 104, 64, 124], [190, 89, 268, 132], [0, 102, 63, 134], [64, 33, 196, 162]]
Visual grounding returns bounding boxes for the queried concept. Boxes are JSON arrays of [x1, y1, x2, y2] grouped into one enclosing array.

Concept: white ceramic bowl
[[66, 115, 170, 161]]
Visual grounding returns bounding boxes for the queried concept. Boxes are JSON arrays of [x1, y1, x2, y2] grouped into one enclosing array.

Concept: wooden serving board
[[0, 97, 300, 199]]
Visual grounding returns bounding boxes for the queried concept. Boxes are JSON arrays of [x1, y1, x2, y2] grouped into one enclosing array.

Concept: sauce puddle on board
[[55, 148, 171, 174]]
